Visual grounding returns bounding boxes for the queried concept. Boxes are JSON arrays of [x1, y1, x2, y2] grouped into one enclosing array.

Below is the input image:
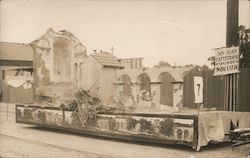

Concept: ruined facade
[[31, 28, 87, 103], [1, 28, 194, 110]]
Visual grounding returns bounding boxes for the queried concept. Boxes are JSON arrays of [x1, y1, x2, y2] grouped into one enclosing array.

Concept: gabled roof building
[[80, 52, 124, 104]]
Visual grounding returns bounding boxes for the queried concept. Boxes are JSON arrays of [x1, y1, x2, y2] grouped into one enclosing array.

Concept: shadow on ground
[[23, 126, 233, 152]]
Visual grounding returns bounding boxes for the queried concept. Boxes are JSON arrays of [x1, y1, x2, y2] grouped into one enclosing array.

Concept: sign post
[[214, 46, 240, 111], [194, 76, 203, 114], [214, 46, 240, 76]]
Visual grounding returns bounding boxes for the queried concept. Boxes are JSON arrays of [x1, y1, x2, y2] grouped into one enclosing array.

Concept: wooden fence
[[183, 67, 250, 112], [238, 68, 250, 112]]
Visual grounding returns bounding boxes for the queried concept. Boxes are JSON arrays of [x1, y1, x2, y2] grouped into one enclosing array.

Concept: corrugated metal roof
[[0, 42, 33, 61], [91, 52, 124, 69]]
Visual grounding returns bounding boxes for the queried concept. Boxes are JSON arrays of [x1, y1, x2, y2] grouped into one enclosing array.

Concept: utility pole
[[226, 0, 239, 47], [226, 0, 239, 111]]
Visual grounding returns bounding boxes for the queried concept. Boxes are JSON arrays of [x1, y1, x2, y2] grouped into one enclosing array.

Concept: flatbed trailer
[[16, 104, 250, 151]]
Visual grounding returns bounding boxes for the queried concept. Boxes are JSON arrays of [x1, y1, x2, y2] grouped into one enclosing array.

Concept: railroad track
[[0, 133, 114, 158]]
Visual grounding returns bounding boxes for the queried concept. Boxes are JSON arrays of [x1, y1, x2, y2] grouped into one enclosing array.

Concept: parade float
[[15, 27, 250, 151]]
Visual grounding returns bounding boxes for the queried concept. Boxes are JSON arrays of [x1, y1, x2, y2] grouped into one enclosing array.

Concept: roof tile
[[91, 52, 124, 69]]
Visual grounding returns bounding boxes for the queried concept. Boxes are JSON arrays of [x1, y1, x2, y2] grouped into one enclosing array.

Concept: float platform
[[16, 104, 250, 151]]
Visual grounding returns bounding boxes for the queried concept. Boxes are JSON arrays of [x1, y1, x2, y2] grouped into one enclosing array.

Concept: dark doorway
[[137, 73, 151, 93], [158, 72, 175, 106]]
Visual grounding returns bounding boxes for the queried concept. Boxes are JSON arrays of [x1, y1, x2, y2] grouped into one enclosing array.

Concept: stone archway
[[120, 74, 132, 97], [158, 72, 175, 106], [53, 39, 71, 82], [137, 73, 151, 94]]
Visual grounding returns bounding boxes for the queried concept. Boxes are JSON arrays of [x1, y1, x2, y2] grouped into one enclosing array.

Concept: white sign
[[214, 46, 239, 76], [194, 76, 203, 103]]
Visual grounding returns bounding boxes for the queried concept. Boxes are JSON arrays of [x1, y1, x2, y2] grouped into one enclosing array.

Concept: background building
[[0, 42, 34, 103], [119, 58, 143, 69]]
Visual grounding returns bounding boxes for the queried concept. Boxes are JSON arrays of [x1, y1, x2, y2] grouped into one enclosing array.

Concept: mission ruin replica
[[0, 0, 248, 152], [11, 25, 249, 151]]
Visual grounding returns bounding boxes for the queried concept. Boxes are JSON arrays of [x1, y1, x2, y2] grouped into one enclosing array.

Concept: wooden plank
[[238, 68, 250, 112]]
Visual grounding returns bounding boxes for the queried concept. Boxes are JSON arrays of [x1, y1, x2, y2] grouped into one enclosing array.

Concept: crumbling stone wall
[[53, 39, 72, 82], [31, 28, 87, 105]]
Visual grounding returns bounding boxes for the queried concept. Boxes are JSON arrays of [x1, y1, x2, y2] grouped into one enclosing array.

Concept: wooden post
[[226, 0, 239, 111], [197, 103, 200, 115], [7, 86, 9, 121]]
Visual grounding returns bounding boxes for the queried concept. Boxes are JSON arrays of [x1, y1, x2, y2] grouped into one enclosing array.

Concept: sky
[[0, 0, 249, 67]]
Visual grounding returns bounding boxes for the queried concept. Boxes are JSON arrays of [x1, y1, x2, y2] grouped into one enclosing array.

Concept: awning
[[0, 66, 33, 71], [0, 60, 33, 67]]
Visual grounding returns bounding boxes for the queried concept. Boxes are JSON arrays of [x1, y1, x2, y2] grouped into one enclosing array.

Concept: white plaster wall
[[100, 68, 117, 104], [79, 56, 102, 98]]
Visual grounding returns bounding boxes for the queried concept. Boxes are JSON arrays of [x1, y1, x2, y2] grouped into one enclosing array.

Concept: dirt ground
[[0, 103, 249, 158], [0, 134, 112, 158]]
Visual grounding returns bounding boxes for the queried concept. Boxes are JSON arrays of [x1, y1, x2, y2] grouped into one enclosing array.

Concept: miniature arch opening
[[120, 74, 132, 97], [158, 72, 175, 106], [53, 39, 71, 82], [137, 73, 151, 94]]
